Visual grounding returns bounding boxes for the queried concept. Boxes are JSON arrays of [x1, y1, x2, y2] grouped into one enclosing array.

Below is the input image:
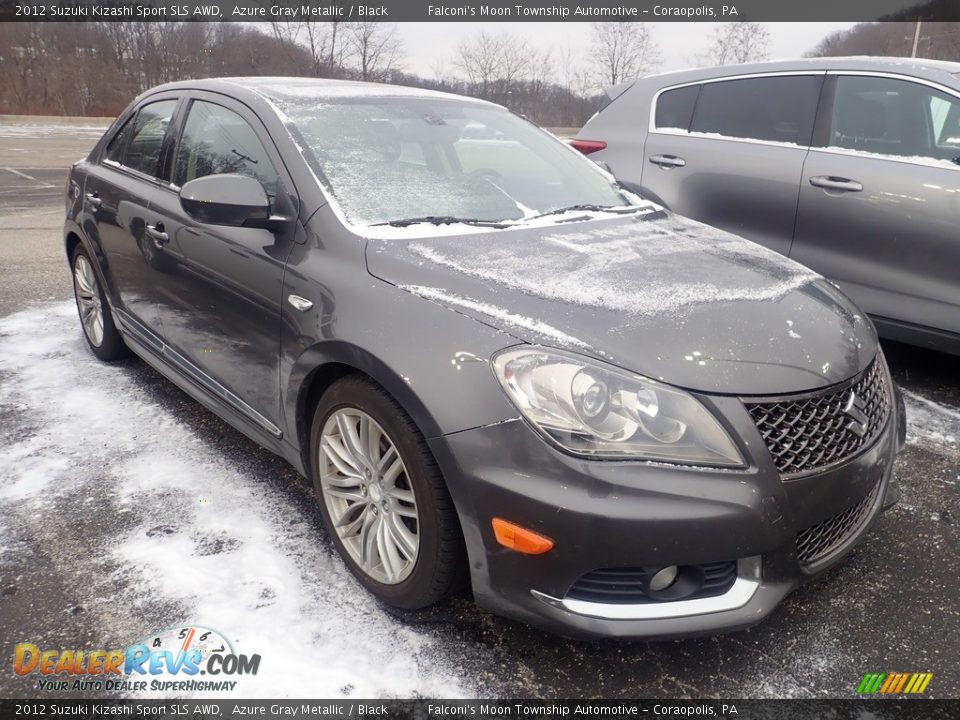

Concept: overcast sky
[[393, 22, 859, 80]]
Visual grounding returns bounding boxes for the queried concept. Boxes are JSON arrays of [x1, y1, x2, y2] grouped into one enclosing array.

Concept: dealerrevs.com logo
[[13, 625, 260, 693]]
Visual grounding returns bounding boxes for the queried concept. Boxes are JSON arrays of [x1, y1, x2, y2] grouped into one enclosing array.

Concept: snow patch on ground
[[0, 302, 473, 699], [903, 389, 960, 452]]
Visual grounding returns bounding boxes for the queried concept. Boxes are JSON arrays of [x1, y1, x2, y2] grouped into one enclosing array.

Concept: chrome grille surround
[[745, 359, 890, 477], [796, 481, 881, 566]]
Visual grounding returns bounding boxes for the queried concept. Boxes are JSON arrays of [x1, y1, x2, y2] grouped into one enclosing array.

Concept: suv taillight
[[568, 139, 607, 155]]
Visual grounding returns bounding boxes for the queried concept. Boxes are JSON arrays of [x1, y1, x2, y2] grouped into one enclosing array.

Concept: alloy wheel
[[73, 254, 104, 347], [318, 408, 420, 584]]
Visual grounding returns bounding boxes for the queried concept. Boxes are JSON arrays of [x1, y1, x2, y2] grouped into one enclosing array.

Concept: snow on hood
[[406, 214, 822, 318], [368, 213, 878, 394]]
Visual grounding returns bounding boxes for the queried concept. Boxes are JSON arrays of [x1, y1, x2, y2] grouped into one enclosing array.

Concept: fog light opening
[[649, 565, 679, 592]]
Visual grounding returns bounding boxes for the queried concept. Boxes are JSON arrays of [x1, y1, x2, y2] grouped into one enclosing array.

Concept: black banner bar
[[2, 0, 960, 23], [1, 699, 959, 720]]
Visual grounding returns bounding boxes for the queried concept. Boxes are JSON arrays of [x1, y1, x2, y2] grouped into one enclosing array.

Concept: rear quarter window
[[654, 85, 700, 131], [690, 75, 822, 145]]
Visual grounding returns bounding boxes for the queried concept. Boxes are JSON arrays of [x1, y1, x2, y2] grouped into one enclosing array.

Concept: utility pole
[[911, 19, 922, 58]]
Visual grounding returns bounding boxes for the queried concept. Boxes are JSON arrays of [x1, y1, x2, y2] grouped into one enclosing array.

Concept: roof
[[638, 56, 960, 87], [145, 76, 496, 107]]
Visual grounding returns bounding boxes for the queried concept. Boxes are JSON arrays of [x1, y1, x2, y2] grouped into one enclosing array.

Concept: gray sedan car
[[574, 57, 960, 355], [66, 78, 903, 639]]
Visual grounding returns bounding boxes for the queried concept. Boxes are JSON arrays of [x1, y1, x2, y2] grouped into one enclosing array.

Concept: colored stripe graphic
[[893, 673, 909, 693], [857, 672, 933, 694], [879, 674, 897, 693]]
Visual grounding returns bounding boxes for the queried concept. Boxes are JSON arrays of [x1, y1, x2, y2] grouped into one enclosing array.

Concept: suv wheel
[[310, 376, 465, 609], [71, 245, 129, 361]]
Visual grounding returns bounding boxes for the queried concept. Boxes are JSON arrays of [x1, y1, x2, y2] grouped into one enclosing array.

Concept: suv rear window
[[655, 85, 700, 131], [690, 76, 821, 145]]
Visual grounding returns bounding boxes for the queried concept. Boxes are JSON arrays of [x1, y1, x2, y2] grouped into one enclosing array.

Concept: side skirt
[[113, 308, 306, 475]]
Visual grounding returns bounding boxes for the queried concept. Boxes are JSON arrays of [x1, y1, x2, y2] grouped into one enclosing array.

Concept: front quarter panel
[[281, 209, 522, 453]]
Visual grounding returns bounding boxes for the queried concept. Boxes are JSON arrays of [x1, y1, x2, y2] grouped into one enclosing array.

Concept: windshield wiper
[[372, 215, 510, 229], [527, 203, 645, 221]]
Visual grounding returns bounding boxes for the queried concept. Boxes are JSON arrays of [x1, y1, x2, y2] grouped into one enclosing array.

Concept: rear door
[[793, 73, 960, 342], [641, 73, 823, 257], [82, 96, 180, 335], [145, 93, 300, 435]]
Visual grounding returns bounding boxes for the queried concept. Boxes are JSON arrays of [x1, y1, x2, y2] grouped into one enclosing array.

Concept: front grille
[[567, 560, 737, 604], [745, 360, 889, 476], [796, 482, 881, 566]]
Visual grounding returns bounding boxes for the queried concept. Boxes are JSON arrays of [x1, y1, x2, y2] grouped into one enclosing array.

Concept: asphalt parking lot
[[0, 125, 957, 699]]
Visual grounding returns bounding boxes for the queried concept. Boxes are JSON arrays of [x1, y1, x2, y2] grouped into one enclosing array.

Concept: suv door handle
[[649, 154, 686, 168], [809, 176, 863, 192], [145, 223, 169, 244], [85, 192, 102, 208]]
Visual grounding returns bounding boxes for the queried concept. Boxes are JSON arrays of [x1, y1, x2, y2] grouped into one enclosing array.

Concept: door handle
[[85, 192, 101, 208], [649, 154, 686, 168], [145, 223, 169, 244], [809, 176, 863, 192]]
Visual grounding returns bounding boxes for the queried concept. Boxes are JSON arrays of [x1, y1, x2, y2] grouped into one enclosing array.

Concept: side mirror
[[180, 174, 288, 231]]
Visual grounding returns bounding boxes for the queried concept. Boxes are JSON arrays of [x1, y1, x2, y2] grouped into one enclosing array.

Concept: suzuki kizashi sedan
[[65, 78, 904, 638]]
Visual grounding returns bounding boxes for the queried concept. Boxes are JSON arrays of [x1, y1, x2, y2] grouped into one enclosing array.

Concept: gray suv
[[574, 57, 960, 355]]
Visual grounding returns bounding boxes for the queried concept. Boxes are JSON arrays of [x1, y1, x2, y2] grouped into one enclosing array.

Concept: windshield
[[269, 92, 633, 227]]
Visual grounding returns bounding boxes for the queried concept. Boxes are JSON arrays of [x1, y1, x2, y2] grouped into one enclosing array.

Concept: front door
[[146, 95, 300, 435]]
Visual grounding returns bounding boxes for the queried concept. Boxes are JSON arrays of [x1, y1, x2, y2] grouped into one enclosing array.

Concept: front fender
[[280, 230, 523, 467]]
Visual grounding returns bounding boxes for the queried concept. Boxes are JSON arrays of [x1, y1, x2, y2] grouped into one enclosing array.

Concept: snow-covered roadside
[[0, 302, 474, 699], [0, 126, 107, 139]]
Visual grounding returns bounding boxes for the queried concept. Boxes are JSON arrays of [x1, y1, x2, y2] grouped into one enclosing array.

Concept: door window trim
[[808, 70, 960, 171], [647, 71, 827, 150]]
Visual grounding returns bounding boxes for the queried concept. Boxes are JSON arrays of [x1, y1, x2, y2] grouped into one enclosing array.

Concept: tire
[[71, 244, 129, 361], [309, 375, 466, 609]]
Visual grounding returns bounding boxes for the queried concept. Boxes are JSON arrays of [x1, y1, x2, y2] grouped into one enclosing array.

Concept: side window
[[654, 85, 700, 131], [174, 101, 278, 200], [690, 76, 822, 145], [104, 116, 135, 164], [123, 100, 177, 177], [830, 75, 960, 161]]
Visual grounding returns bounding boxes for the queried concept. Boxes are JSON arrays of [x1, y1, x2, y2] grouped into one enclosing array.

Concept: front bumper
[[429, 389, 901, 640]]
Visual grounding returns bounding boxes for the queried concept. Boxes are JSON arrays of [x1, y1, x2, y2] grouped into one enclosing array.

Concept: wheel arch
[[64, 228, 83, 262], [289, 341, 443, 477]]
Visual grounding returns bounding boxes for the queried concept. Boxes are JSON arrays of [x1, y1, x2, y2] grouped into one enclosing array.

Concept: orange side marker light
[[492, 518, 554, 555]]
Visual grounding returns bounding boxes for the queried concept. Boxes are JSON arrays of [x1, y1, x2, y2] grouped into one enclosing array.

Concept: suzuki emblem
[[844, 391, 869, 438]]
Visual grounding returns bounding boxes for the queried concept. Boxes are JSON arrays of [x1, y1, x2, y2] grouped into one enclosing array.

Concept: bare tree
[[453, 31, 509, 97], [805, 22, 960, 61], [699, 22, 771, 66], [347, 22, 403, 82], [452, 30, 538, 103], [589, 22, 661, 88], [269, 21, 351, 77]]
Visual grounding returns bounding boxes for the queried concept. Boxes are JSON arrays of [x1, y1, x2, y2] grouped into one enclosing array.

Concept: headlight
[[492, 347, 744, 466]]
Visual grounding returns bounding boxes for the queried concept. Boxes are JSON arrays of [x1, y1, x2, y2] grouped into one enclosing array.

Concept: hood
[[365, 212, 878, 395]]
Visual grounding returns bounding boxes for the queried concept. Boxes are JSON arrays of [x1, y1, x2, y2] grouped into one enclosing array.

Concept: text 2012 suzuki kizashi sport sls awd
[[65, 78, 905, 638]]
